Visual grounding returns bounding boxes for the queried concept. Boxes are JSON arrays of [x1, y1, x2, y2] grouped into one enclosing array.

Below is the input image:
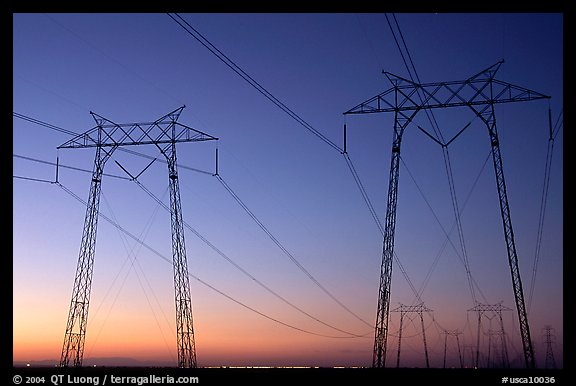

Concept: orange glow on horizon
[[14, 308, 372, 366]]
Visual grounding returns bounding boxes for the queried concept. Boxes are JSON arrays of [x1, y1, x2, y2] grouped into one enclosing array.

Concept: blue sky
[[13, 13, 563, 368]]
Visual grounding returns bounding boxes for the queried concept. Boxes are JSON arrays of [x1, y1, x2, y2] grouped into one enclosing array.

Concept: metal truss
[[58, 106, 217, 368], [345, 61, 549, 369], [391, 303, 433, 368]]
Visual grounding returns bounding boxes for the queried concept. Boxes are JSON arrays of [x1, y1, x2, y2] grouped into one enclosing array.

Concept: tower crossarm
[[468, 302, 513, 313], [344, 61, 550, 115], [391, 303, 433, 313], [57, 106, 218, 150]]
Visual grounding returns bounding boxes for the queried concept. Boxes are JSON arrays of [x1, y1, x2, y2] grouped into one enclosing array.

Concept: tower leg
[[443, 333, 448, 368], [475, 310, 482, 368], [373, 129, 401, 368], [544, 326, 556, 369], [395, 309, 404, 368], [456, 334, 463, 368], [60, 146, 106, 367], [420, 310, 430, 368], [499, 312, 510, 368], [474, 103, 536, 369], [167, 143, 197, 368]]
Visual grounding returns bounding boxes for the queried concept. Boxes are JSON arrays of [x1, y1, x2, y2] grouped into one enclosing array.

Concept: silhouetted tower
[[58, 106, 217, 368], [543, 325, 557, 369], [391, 303, 432, 368], [344, 61, 549, 368], [468, 302, 511, 368], [443, 329, 463, 368], [487, 329, 509, 368]]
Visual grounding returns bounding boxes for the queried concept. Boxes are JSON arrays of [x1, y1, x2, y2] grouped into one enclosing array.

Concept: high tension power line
[[14, 112, 372, 339], [15, 107, 374, 370], [14, 171, 371, 342], [166, 13, 342, 153], [385, 12, 478, 306], [14, 14, 561, 369], [54, 180, 362, 340]]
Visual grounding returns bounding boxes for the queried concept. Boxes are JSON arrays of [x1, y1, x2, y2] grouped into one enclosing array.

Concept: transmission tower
[[443, 329, 463, 368], [344, 61, 549, 368], [543, 325, 557, 369], [58, 106, 217, 368], [468, 302, 511, 368], [486, 329, 509, 368], [391, 303, 432, 368]]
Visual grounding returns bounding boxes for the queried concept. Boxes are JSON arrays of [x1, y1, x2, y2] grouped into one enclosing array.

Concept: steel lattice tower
[[344, 61, 549, 368], [391, 303, 432, 368], [58, 106, 217, 368], [486, 329, 509, 368], [443, 329, 463, 368], [468, 302, 511, 368], [543, 325, 557, 369]]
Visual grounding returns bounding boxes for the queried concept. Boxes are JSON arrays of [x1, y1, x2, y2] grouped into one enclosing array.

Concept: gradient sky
[[13, 13, 563, 368]]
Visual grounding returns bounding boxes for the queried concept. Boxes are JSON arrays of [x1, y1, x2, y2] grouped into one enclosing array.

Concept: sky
[[12, 13, 563, 369]]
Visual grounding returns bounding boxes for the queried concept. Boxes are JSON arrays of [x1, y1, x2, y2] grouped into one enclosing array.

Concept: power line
[[84, 187, 176, 363], [527, 107, 560, 314], [117, 147, 214, 176], [443, 149, 478, 304], [385, 14, 444, 143], [162, 11, 450, 312], [129, 175, 370, 338], [401, 152, 491, 305], [215, 173, 373, 328], [344, 147, 441, 323], [13, 175, 55, 184], [14, 111, 371, 335], [343, 135, 424, 309], [13, 112, 79, 136], [552, 108, 563, 140], [17, 11, 427, 335], [166, 13, 343, 153], [343, 152, 384, 235], [384, 14, 416, 85], [385, 13, 478, 305], [354, 16, 470, 335], [53, 181, 367, 339], [341, 52, 483, 316], [14, 153, 132, 181]]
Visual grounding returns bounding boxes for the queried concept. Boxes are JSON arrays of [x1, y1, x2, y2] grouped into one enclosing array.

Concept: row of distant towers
[[390, 302, 558, 369], [57, 61, 556, 368]]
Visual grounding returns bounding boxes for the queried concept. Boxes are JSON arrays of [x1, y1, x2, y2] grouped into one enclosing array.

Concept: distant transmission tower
[[391, 303, 432, 368], [543, 325, 557, 369], [344, 61, 549, 368], [58, 106, 217, 368], [468, 302, 511, 368], [443, 329, 463, 368], [486, 329, 509, 368]]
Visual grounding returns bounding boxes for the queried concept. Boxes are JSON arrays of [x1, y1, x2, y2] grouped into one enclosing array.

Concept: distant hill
[[13, 359, 58, 368], [14, 357, 174, 367]]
